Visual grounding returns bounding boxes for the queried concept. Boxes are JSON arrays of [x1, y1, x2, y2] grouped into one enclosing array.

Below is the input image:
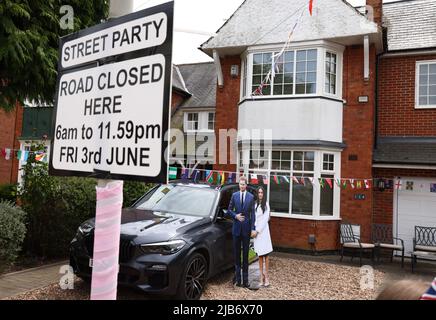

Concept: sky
[[133, 0, 399, 64]]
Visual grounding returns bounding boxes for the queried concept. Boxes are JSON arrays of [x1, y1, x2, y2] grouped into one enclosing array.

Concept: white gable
[[201, 0, 379, 53]]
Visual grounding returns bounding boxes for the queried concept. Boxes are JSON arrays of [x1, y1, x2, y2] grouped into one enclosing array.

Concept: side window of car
[[218, 186, 239, 211]]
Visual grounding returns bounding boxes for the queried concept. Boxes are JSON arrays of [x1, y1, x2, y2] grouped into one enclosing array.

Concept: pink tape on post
[[90, 180, 123, 300]]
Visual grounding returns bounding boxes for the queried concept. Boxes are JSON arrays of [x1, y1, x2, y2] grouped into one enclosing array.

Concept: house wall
[[340, 44, 377, 243], [0, 104, 23, 184], [213, 56, 241, 173], [378, 54, 436, 136]]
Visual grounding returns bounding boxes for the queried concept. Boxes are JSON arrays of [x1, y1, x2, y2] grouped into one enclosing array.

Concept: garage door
[[394, 177, 436, 254]]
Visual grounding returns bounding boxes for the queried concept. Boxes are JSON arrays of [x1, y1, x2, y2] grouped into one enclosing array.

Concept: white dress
[[253, 203, 273, 256]]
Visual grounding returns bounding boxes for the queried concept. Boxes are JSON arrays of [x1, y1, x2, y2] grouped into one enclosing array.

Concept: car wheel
[[176, 253, 208, 300]]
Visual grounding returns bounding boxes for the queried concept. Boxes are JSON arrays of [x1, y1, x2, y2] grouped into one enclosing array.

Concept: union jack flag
[[420, 278, 436, 300]]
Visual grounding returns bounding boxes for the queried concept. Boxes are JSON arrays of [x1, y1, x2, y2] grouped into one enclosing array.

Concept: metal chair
[[339, 223, 375, 266], [412, 226, 436, 272], [372, 223, 404, 268]]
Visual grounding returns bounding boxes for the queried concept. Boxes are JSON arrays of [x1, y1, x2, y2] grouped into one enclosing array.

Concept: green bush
[[123, 181, 154, 207], [0, 201, 27, 270], [19, 142, 155, 258], [0, 183, 18, 203]]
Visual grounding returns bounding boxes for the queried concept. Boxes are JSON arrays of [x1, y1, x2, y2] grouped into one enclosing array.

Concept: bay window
[[238, 149, 340, 219], [241, 42, 343, 100]]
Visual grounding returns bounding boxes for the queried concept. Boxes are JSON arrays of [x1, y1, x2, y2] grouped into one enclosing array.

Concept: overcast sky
[[133, 0, 398, 64]]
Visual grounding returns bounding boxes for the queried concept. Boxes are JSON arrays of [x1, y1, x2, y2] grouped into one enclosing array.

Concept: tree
[[0, 0, 109, 111]]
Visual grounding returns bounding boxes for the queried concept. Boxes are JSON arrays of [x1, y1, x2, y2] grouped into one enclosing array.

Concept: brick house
[[1, 0, 435, 254], [199, 0, 436, 253]]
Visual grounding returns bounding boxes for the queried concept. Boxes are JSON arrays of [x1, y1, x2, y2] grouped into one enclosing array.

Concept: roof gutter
[[382, 47, 436, 58]]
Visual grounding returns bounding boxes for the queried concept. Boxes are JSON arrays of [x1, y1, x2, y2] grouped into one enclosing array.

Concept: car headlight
[[140, 240, 186, 255]]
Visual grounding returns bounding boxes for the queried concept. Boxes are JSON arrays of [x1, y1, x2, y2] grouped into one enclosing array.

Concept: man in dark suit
[[227, 176, 256, 288]]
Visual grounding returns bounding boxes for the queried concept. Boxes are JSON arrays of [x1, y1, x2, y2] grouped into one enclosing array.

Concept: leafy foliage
[[18, 142, 155, 258], [123, 181, 154, 208], [0, 183, 18, 203], [0, 200, 27, 270], [0, 0, 109, 110], [18, 141, 96, 257]]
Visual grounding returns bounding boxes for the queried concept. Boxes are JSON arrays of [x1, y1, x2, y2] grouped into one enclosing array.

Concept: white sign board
[[50, 2, 173, 182]]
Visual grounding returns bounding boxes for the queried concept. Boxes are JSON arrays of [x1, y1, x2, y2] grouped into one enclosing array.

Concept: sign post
[[49, 1, 174, 300]]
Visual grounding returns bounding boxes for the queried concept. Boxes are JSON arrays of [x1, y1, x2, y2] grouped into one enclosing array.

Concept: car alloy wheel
[[184, 253, 207, 300]]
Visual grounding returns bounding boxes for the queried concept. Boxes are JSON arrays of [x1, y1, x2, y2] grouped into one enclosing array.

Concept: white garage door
[[394, 177, 436, 254]]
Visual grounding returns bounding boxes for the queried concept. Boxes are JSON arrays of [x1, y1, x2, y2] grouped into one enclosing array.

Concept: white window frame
[[184, 111, 215, 133], [239, 147, 341, 220], [415, 60, 436, 109], [240, 40, 344, 101]]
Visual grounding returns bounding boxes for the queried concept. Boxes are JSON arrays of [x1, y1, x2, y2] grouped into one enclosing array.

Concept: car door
[[211, 186, 238, 270]]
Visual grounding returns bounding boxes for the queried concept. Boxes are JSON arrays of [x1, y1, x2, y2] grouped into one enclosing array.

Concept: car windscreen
[[135, 185, 218, 217]]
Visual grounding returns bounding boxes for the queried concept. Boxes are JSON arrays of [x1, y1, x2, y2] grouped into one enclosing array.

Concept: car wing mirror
[[217, 209, 228, 220]]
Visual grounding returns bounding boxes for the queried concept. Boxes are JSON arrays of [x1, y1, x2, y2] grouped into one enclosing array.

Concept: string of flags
[[168, 167, 430, 191], [0, 147, 48, 163]]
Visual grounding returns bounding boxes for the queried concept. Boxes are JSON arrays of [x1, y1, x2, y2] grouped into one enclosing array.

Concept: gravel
[[5, 256, 385, 300]]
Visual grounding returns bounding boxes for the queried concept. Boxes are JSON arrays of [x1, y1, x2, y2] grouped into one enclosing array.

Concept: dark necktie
[[241, 193, 244, 209]]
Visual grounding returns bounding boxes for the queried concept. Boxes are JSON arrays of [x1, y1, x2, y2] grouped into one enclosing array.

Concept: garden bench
[[411, 226, 436, 272]]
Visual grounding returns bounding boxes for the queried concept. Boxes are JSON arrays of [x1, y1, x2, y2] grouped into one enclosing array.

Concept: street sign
[[50, 2, 173, 182]]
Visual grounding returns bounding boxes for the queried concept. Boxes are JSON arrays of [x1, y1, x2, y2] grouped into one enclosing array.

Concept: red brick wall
[[270, 218, 339, 251], [378, 54, 436, 136], [0, 104, 23, 184], [340, 45, 377, 242], [213, 56, 240, 173], [373, 168, 436, 225]]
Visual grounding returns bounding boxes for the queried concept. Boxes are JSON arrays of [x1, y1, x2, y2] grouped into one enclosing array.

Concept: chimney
[[366, 0, 383, 26]]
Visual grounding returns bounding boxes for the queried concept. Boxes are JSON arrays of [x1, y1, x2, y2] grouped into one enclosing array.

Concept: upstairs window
[[186, 113, 199, 131], [417, 61, 436, 108], [325, 52, 337, 94], [295, 49, 317, 94], [208, 112, 215, 130], [251, 49, 317, 96]]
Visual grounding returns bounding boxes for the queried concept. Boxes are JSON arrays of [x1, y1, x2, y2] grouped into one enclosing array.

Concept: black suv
[[70, 182, 257, 300]]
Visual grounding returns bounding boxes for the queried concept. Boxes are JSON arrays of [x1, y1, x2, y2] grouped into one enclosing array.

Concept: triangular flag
[[181, 168, 189, 181], [341, 179, 347, 189], [221, 172, 225, 185], [262, 175, 269, 185], [319, 178, 325, 188], [169, 166, 177, 180], [308, 177, 316, 186], [273, 175, 280, 185], [0, 148, 5, 158], [250, 174, 259, 185], [364, 180, 371, 189], [227, 173, 235, 184], [325, 178, 333, 189], [300, 177, 306, 186], [23, 151, 29, 162], [356, 180, 362, 189], [282, 176, 290, 184], [309, 0, 314, 16], [292, 176, 300, 184], [206, 170, 214, 184], [349, 179, 355, 189], [35, 153, 45, 162], [335, 179, 341, 187]]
